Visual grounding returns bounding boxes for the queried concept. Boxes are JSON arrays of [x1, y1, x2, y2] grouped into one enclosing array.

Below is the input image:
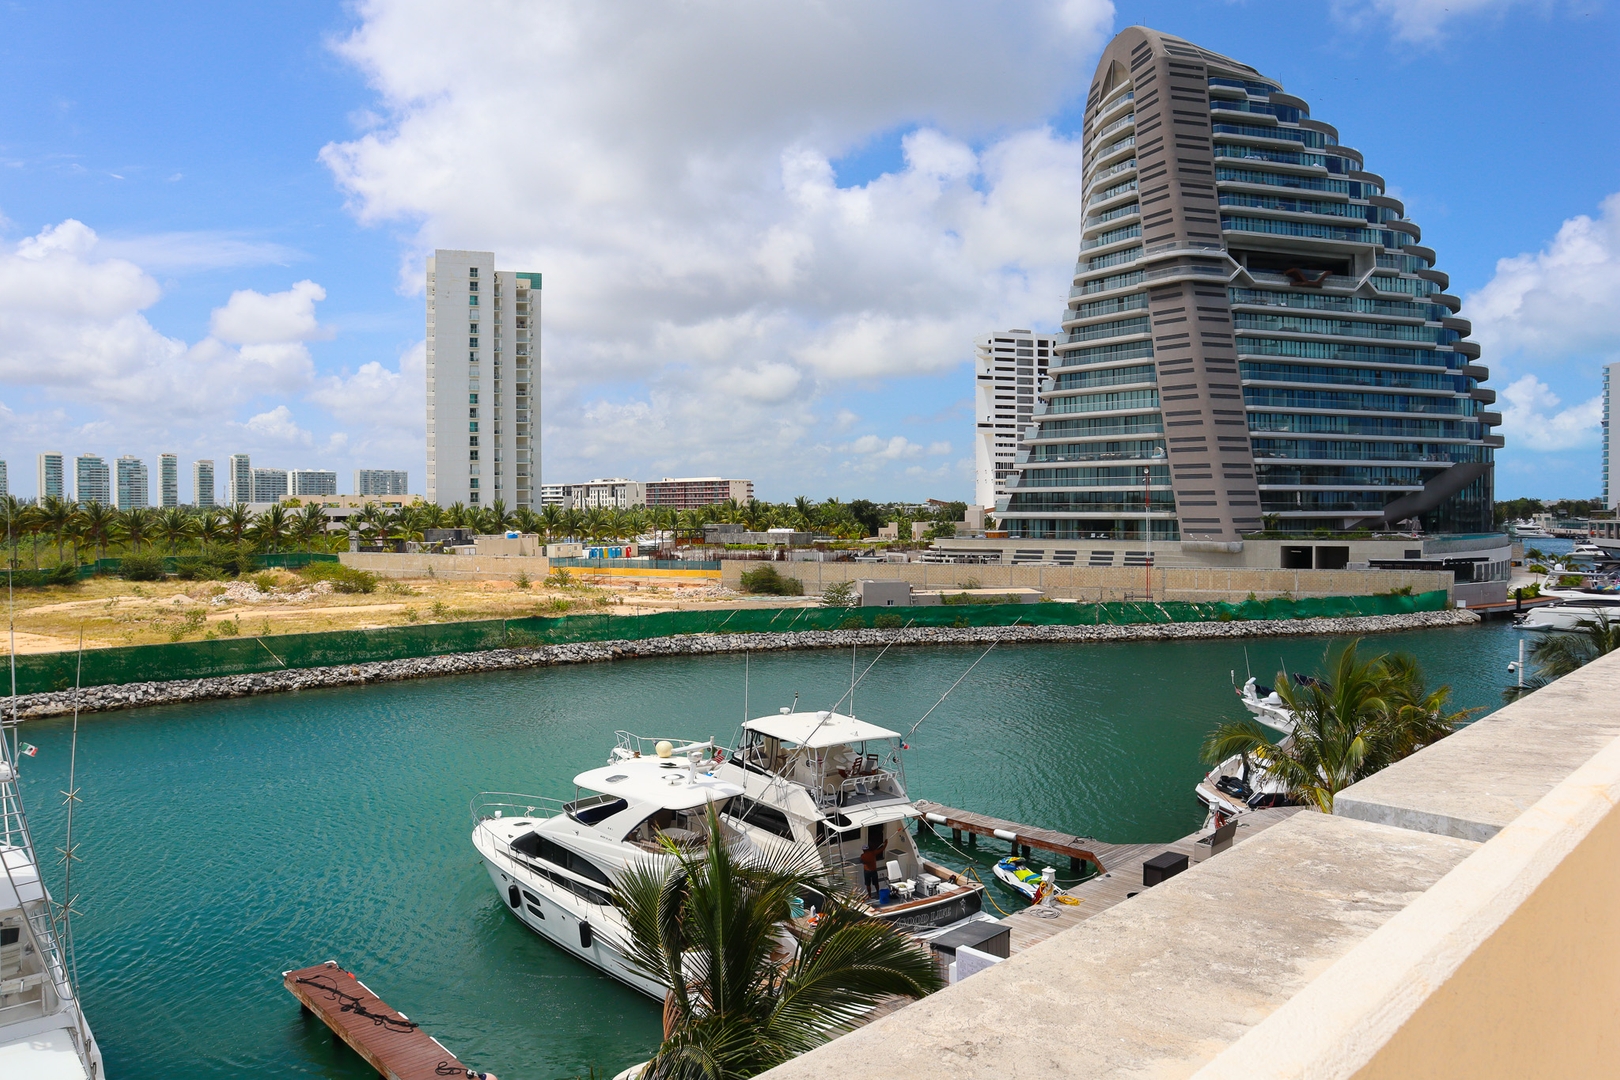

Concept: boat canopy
[[743, 711, 901, 749], [573, 758, 744, 812], [835, 803, 919, 829]]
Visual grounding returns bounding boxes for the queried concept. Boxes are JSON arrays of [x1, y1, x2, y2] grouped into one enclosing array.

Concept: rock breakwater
[[9, 608, 1479, 720]]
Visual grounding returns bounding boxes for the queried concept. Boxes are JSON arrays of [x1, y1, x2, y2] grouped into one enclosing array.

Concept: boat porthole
[[526, 904, 546, 920], [508, 885, 521, 908], [579, 922, 593, 949]]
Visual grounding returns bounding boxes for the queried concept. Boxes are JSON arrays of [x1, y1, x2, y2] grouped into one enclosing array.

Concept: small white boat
[[471, 740, 748, 998], [1236, 677, 1295, 735]]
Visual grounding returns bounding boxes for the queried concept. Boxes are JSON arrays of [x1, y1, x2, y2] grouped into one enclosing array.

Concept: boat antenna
[[904, 620, 1021, 741], [743, 652, 749, 724], [1244, 645, 1252, 681], [850, 643, 856, 718]]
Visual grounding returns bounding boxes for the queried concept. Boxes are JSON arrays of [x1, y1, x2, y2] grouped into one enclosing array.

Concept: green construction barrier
[[5, 588, 1450, 696]]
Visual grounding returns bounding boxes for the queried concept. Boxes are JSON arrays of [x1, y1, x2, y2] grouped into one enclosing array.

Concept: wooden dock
[[913, 803, 1306, 954], [284, 960, 488, 1080]]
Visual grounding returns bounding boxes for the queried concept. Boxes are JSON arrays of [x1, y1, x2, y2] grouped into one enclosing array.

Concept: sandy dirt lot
[[0, 569, 800, 653]]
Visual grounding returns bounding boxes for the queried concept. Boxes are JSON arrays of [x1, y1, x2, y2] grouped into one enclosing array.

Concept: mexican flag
[[19, 743, 37, 758]]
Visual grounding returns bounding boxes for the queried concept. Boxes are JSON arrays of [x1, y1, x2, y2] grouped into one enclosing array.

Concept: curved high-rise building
[[999, 27, 1498, 545]]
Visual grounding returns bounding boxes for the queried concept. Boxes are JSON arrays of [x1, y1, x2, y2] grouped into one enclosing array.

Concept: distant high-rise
[[75, 454, 111, 507], [0, 461, 7, 499], [1605, 362, 1618, 510], [37, 452, 65, 502], [974, 330, 1056, 509], [194, 460, 216, 508], [289, 469, 338, 497], [999, 27, 1496, 543], [355, 469, 409, 497], [115, 456, 150, 511], [251, 468, 289, 503], [159, 453, 179, 508], [227, 454, 252, 505], [425, 250, 540, 508]]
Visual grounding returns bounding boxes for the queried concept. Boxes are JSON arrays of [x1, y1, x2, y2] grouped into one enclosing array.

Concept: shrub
[[208, 546, 258, 578], [820, 580, 857, 608], [515, 571, 531, 590], [504, 628, 541, 648], [739, 565, 803, 596], [172, 556, 222, 581], [873, 613, 904, 629], [1216, 609, 1236, 622], [118, 552, 167, 581], [545, 568, 574, 588], [253, 571, 279, 593], [47, 563, 79, 587], [541, 597, 572, 614], [838, 615, 864, 630], [951, 616, 970, 628], [297, 561, 377, 594], [216, 617, 241, 637]]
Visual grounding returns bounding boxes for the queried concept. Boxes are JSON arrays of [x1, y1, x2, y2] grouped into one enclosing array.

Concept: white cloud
[[848, 435, 926, 460], [243, 405, 314, 445], [1496, 375, 1602, 452], [210, 280, 328, 344], [321, 0, 1115, 495], [94, 232, 301, 273], [1335, 0, 1541, 42], [1468, 192, 1620, 360]]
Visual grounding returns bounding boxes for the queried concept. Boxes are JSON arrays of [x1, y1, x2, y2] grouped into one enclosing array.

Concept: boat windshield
[[621, 801, 740, 851], [565, 792, 629, 826], [737, 730, 907, 810]]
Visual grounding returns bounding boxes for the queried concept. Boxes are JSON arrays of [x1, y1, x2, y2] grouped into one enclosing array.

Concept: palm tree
[[582, 506, 609, 542], [223, 504, 254, 548], [443, 501, 469, 529], [487, 498, 514, 532], [792, 496, 815, 531], [116, 507, 157, 553], [36, 496, 78, 566], [1200, 641, 1466, 813], [196, 508, 226, 554], [20, 502, 43, 569], [155, 506, 198, 555], [248, 503, 292, 553], [615, 807, 942, 1080], [387, 509, 425, 548], [538, 503, 564, 541], [417, 502, 446, 529], [78, 502, 118, 561], [353, 504, 388, 546], [291, 503, 328, 551], [0, 496, 23, 569]]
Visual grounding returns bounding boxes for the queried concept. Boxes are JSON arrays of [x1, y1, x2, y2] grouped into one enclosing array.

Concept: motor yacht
[[0, 759, 102, 1078], [1235, 677, 1295, 735], [711, 710, 985, 931], [470, 739, 746, 999], [1514, 590, 1620, 633]]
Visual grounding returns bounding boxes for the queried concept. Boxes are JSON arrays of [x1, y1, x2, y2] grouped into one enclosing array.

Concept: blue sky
[[0, 0, 1615, 504]]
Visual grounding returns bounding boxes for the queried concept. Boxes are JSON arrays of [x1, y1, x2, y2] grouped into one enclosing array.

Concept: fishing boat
[[1235, 676, 1296, 735], [0, 758, 102, 1077], [470, 738, 747, 999], [710, 710, 986, 931]]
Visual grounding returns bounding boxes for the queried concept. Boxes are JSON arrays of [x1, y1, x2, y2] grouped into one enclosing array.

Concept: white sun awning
[[742, 711, 901, 749]]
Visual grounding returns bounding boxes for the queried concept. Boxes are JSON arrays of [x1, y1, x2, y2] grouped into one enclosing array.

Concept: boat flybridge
[[471, 739, 748, 999], [0, 759, 102, 1078], [711, 709, 985, 931]]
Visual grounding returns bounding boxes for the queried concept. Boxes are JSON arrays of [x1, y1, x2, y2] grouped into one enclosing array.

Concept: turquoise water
[[15, 621, 1525, 1079]]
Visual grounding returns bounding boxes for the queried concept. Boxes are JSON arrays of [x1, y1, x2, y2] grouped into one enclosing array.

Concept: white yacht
[[0, 758, 102, 1078], [1514, 591, 1620, 632], [1235, 677, 1296, 735], [470, 740, 746, 999], [711, 710, 985, 930]]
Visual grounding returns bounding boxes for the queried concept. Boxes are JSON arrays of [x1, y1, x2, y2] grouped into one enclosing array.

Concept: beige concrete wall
[[340, 551, 551, 581], [723, 561, 1452, 602], [1196, 711, 1620, 1080]]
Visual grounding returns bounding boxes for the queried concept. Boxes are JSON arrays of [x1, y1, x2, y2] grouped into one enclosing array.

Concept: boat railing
[[612, 730, 723, 762], [470, 791, 567, 825], [824, 769, 906, 808]]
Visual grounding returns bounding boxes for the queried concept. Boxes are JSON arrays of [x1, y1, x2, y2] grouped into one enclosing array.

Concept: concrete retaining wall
[[723, 562, 1454, 603], [340, 551, 552, 581]]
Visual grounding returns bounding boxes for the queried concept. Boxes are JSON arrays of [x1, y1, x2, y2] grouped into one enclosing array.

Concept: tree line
[[0, 494, 970, 567]]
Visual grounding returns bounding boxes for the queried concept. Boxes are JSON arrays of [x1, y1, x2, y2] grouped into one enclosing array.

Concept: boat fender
[[579, 922, 593, 949], [507, 885, 521, 908], [992, 828, 1017, 842], [925, 813, 947, 825]]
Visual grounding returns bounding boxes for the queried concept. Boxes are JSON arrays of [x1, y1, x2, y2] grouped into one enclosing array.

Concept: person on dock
[[860, 836, 887, 897]]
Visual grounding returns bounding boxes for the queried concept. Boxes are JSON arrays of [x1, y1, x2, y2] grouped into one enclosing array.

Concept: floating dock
[[914, 802, 1305, 953], [284, 960, 487, 1080]]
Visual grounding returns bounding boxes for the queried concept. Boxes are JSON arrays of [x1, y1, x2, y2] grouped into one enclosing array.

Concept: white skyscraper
[[289, 469, 338, 497], [425, 250, 540, 508], [194, 460, 216, 508], [115, 455, 150, 510], [974, 330, 1056, 509], [228, 454, 252, 505], [252, 468, 289, 503], [1605, 362, 1618, 510], [0, 461, 7, 499], [37, 452, 65, 502], [354, 469, 409, 497], [75, 454, 110, 506], [159, 453, 179, 508]]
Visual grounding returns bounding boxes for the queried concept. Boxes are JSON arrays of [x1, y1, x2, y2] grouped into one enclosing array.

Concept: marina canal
[[17, 620, 1527, 1079]]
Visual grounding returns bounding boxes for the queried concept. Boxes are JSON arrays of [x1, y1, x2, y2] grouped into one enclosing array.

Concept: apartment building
[[290, 469, 339, 497], [227, 454, 252, 505], [159, 453, 179, 508], [644, 477, 754, 509], [115, 456, 149, 510], [194, 460, 216, 508], [425, 250, 540, 509], [354, 469, 408, 497], [252, 468, 289, 504], [75, 454, 110, 507], [998, 28, 1496, 543], [974, 330, 1056, 509], [1605, 362, 1617, 510], [37, 452, 65, 502]]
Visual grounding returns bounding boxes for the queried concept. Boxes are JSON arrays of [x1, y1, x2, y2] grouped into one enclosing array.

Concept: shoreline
[[7, 608, 1479, 720]]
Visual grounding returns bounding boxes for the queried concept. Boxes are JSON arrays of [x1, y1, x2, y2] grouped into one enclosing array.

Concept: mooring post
[[1070, 856, 1082, 875], [1021, 843, 1030, 859], [952, 828, 961, 845]]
